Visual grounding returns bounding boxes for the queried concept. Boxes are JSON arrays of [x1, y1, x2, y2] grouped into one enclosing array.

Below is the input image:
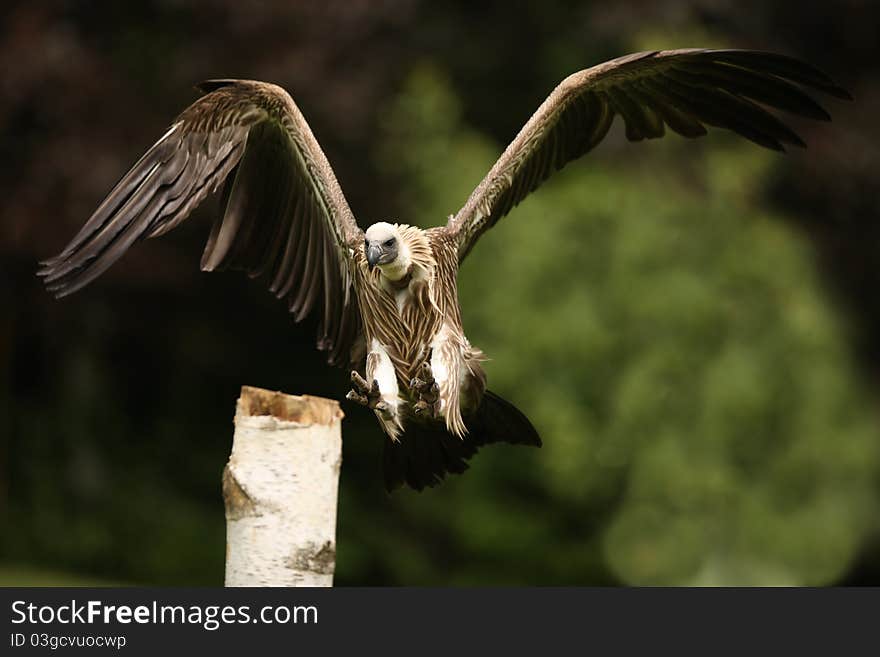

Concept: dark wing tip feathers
[[600, 50, 850, 153], [36, 117, 244, 300], [702, 50, 853, 101], [623, 50, 850, 153]]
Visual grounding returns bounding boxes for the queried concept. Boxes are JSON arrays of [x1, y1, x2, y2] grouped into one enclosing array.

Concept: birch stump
[[223, 386, 343, 587]]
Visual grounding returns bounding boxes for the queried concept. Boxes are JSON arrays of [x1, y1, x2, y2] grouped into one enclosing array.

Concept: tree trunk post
[[223, 386, 343, 587]]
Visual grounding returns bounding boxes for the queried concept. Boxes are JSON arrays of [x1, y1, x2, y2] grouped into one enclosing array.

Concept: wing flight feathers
[[447, 49, 850, 262], [40, 80, 363, 366]]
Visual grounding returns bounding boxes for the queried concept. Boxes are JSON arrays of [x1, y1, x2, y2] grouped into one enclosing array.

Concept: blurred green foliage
[[359, 65, 880, 585]]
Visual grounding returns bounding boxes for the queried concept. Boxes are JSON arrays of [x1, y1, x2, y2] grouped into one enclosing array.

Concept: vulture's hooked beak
[[366, 243, 382, 270]]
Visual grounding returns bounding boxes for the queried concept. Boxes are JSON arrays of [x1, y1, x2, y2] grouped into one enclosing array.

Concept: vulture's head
[[364, 222, 407, 279]]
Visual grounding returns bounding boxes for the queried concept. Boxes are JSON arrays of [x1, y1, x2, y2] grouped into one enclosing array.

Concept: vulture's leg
[[411, 362, 440, 419], [353, 343, 403, 431], [348, 343, 404, 439]]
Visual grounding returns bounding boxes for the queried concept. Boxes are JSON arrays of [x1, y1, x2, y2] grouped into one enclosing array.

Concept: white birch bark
[[223, 386, 343, 587]]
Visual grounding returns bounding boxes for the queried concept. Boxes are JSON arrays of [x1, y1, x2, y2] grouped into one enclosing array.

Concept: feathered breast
[[352, 228, 461, 388]]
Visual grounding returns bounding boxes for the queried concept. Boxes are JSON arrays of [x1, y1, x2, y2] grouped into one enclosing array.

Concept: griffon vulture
[[39, 49, 850, 491]]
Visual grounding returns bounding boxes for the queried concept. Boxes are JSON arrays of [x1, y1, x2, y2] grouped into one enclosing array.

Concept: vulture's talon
[[350, 370, 370, 393], [348, 371, 383, 410], [411, 366, 440, 406], [409, 362, 441, 418]]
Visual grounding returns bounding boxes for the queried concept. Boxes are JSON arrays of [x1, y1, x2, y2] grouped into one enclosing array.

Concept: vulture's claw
[[347, 371, 383, 410], [410, 363, 440, 419]]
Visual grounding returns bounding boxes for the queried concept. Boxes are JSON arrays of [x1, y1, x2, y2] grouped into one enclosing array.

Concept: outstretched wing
[[40, 79, 364, 366], [446, 49, 851, 262]]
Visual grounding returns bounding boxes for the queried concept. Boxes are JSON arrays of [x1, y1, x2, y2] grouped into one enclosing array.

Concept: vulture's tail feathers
[[382, 391, 541, 492], [469, 390, 543, 448]]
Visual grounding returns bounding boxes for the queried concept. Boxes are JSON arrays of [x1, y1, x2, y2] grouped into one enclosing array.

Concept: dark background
[[1, 0, 878, 585]]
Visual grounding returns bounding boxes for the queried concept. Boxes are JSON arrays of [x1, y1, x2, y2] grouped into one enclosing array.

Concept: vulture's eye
[[384, 239, 395, 247]]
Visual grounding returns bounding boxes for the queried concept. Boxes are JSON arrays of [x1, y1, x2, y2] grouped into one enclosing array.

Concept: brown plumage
[[39, 50, 850, 491]]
